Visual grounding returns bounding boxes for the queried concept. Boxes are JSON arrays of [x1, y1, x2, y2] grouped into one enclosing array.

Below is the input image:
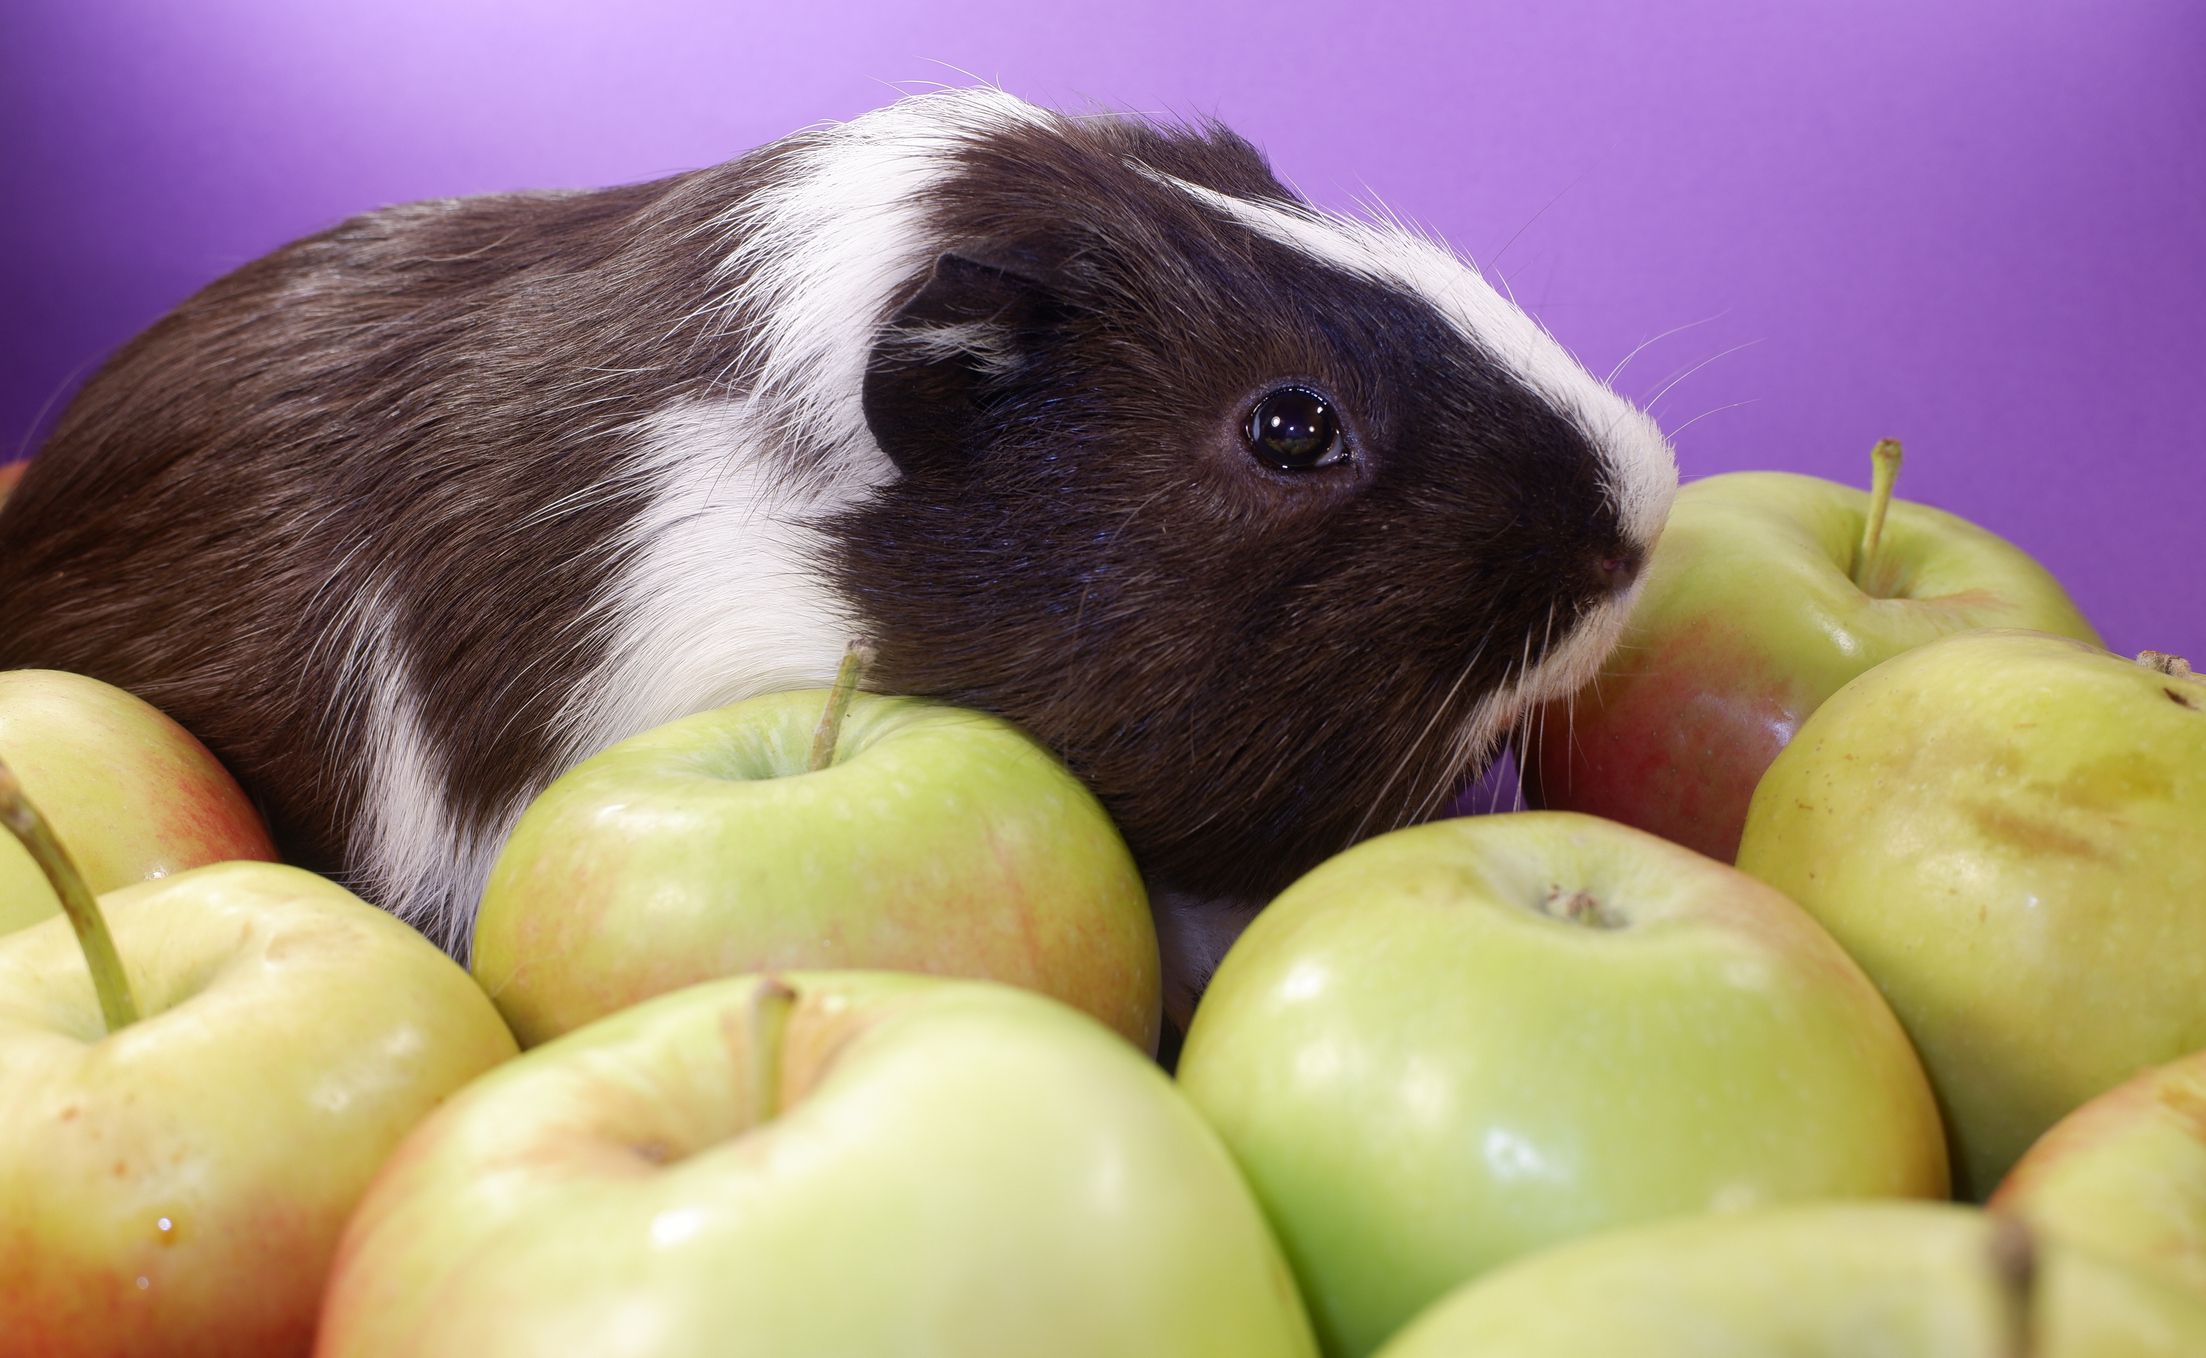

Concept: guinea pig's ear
[[862, 251, 1059, 476]]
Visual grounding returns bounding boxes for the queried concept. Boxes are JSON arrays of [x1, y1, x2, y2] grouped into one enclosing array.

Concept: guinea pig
[[0, 88, 1675, 1027]]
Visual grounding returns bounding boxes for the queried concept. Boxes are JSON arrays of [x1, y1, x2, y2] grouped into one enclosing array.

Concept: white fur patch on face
[[1142, 166, 1676, 752], [1140, 168, 1677, 557]]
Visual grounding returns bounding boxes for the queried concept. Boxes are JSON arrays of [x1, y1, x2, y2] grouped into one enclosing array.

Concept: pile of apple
[[3, 441, 2203, 1357]]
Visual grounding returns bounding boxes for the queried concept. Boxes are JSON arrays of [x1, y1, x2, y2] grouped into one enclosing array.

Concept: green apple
[[0, 765, 517, 1357], [471, 653, 1159, 1052], [1991, 1047, 2206, 1300], [1525, 441, 2099, 863], [1175, 810, 1948, 1358], [1738, 633, 2206, 1198], [1373, 1201, 2206, 1357], [1, 669, 278, 933], [315, 970, 1319, 1358]]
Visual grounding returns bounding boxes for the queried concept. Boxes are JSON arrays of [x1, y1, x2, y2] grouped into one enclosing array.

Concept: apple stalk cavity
[[1178, 811, 1948, 1356], [1540, 887, 1627, 930]]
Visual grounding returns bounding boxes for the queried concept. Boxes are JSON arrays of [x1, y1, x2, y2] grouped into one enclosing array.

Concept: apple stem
[[748, 977, 798, 1125], [0, 757, 141, 1033], [807, 641, 876, 773], [2138, 651, 2194, 679], [1853, 437, 1904, 590], [1987, 1213, 2038, 1358]]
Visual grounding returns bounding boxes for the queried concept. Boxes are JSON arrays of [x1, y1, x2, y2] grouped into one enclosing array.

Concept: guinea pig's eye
[[1246, 387, 1346, 471]]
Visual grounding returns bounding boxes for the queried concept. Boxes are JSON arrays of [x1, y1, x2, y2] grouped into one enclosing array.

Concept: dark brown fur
[[0, 102, 1633, 943]]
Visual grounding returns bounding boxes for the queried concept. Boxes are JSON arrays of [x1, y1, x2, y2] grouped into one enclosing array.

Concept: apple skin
[[1524, 471, 2099, 863], [1372, 1201, 2206, 1358], [0, 862, 517, 1358], [1737, 630, 2206, 1199], [1992, 1046, 2206, 1301], [472, 691, 1160, 1052], [315, 970, 1319, 1358], [1, 670, 278, 934], [1175, 810, 1948, 1358]]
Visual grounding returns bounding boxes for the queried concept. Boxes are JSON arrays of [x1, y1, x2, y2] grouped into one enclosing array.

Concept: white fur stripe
[[557, 396, 876, 768], [341, 589, 502, 954], [1139, 168, 1676, 553], [350, 92, 1064, 953], [564, 94, 1062, 771], [689, 88, 1057, 471]]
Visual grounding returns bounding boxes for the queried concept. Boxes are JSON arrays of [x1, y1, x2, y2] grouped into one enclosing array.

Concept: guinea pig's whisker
[[1665, 399, 1762, 443], [1604, 311, 1731, 389], [1488, 177, 1581, 283], [1508, 686, 1530, 814], [1352, 585, 1510, 848], [1355, 658, 1478, 846], [1562, 681, 1579, 802], [1642, 339, 1763, 416], [15, 354, 99, 461], [1511, 625, 1540, 813]]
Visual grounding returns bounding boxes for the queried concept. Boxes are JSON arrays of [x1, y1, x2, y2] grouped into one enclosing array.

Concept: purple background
[[4, 0, 2201, 655]]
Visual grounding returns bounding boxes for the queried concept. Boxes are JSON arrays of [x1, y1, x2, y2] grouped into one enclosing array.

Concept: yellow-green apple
[[1373, 1201, 2206, 1358], [1991, 1047, 2206, 1300], [1, 669, 277, 933], [1524, 441, 2099, 863], [471, 657, 1159, 1052], [1175, 810, 1948, 1358], [1738, 633, 2206, 1198], [315, 970, 1319, 1358], [0, 764, 517, 1357]]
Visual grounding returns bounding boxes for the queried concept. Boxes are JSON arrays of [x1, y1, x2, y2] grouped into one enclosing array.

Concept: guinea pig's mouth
[[1443, 575, 1649, 799]]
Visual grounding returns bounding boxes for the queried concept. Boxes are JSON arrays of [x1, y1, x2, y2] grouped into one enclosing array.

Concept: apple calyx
[[1851, 437, 1905, 595], [2138, 652, 2201, 711], [2138, 651, 2194, 679], [748, 976, 798, 1124], [0, 755, 142, 1032], [1538, 885, 1627, 931], [1987, 1212, 2039, 1358], [807, 641, 878, 773]]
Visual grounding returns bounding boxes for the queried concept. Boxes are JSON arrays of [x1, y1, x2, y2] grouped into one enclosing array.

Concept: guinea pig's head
[[829, 98, 1675, 906]]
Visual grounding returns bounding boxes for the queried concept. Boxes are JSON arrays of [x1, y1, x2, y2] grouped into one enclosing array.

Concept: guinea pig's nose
[[1595, 548, 1644, 596]]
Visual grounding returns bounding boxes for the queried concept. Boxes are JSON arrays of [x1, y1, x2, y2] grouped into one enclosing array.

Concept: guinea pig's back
[[0, 169, 747, 902]]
